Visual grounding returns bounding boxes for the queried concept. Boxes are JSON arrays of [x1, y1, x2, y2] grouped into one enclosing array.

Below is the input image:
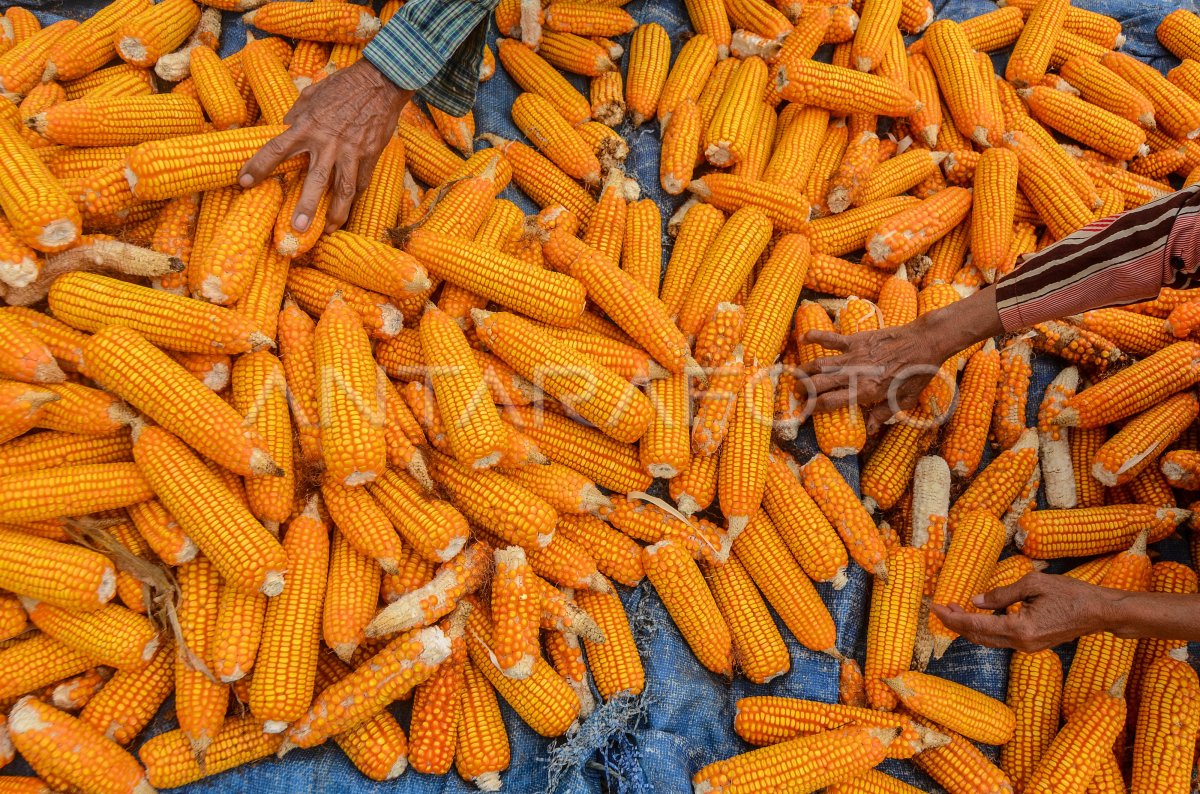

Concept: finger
[[971, 573, 1039, 611], [930, 605, 1014, 640], [807, 370, 850, 395], [238, 127, 300, 188], [798, 355, 847, 377], [323, 158, 361, 233], [801, 330, 850, 352], [865, 402, 893, 436], [812, 390, 853, 414], [292, 155, 334, 233]]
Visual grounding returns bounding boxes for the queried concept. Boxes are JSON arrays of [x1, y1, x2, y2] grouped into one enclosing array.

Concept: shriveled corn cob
[[865, 186, 972, 271]]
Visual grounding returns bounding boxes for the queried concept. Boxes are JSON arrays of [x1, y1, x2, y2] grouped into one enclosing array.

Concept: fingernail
[[294, 214, 310, 232], [238, 174, 254, 188], [971, 595, 985, 607]]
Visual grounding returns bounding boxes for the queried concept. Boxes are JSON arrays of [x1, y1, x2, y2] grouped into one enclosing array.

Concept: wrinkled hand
[[798, 323, 948, 435], [931, 572, 1118, 653], [238, 59, 412, 235]]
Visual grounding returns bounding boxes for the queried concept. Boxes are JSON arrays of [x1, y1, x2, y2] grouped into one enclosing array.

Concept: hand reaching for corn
[[800, 286, 1005, 433], [238, 58, 413, 236]]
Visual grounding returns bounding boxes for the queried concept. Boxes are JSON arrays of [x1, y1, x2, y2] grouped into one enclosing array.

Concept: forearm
[[1102, 590, 1200, 641], [916, 285, 1004, 362]]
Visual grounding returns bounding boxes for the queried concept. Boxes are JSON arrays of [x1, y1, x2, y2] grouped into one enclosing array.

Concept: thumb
[[865, 402, 893, 436], [971, 573, 1039, 611], [802, 329, 850, 352]]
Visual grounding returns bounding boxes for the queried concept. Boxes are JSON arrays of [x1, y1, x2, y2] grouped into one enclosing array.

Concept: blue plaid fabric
[[364, 0, 499, 116]]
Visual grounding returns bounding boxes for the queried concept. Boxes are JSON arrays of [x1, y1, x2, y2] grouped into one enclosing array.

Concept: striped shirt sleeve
[[363, 0, 498, 117], [994, 185, 1200, 333]]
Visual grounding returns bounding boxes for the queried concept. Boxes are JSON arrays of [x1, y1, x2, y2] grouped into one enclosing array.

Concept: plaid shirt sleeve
[[363, 0, 499, 117]]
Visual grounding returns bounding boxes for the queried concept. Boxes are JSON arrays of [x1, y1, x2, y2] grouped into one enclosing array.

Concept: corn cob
[[864, 186, 972, 271], [455, 657, 510, 788], [243, 2, 378, 43], [504, 405, 650, 493], [625, 22, 669, 126], [1016, 503, 1186, 559], [0, 632, 102, 702], [622, 198, 661, 295], [913, 721, 1015, 794], [125, 124, 305, 201], [1059, 539, 1149, 722], [1126, 562, 1197, 725], [511, 92, 601, 185], [1129, 651, 1200, 794], [495, 39, 590, 126], [555, 514, 641, 587], [736, 695, 940, 758], [131, 428, 286, 605], [858, 543, 922, 708], [541, 231, 693, 375], [808, 196, 921, 257], [693, 724, 896, 794], [704, 554, 789, 684], [1104, 50, 1200, 140], [0, 113, 79, 252], [113, 0, 200, 69], [733, 511, 838, 654], [1004, 0, 1068, 88], [23, 599, 157, 671], [1059, 55, 1155, 130], [1056, 341, 1200, 428], [170, 555, 228, 761], [661, 202, 725, 319], [8, 696, 149, 794], [207, 573, 266, 684], [800, 453, 888, 577], [926, 509, 1006, 660], [138, 714, 282, 788], [78, 638, 172, 746], [248, 499, 327, 733], [923, 20, 999, 147], [657, 33, 717, 128], [464, 601, 579, 737], [41, 0, 150, 83], [704, 56, 767, 166], [1023, 679, 1127, 794], [776, 58, 921, 116], [0, 19, 77, 96], [998, 649, 1063, 792], [642, 538, 732, 676], [687, 172, 810, 234], [1091, 391, 1197, 487], [887, 670, 1016, 746], [484, 546, 539, 680], [715, 364, 774, 537]]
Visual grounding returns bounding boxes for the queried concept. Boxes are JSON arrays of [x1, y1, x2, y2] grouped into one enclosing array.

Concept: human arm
[[931, 571, 1200, 652], [802, 185, 1200, 431], [238, 0, 494, 234]]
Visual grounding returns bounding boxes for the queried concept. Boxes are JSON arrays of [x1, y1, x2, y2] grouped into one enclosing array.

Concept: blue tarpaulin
[[4, 0, 1199, 791]]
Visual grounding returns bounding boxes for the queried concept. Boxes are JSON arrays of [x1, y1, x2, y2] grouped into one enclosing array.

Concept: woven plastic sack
[[2, 0, 1197, 791]]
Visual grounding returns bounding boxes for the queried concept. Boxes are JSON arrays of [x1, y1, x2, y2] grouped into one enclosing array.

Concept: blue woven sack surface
[[4, 0, 1199, 791]]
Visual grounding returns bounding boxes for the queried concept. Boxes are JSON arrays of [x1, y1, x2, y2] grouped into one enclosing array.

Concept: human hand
[[798, 286, 1004, 434], [931, 572, 1119, 653], [798, 321, 949, 435], [238, 58, 413, 235]]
